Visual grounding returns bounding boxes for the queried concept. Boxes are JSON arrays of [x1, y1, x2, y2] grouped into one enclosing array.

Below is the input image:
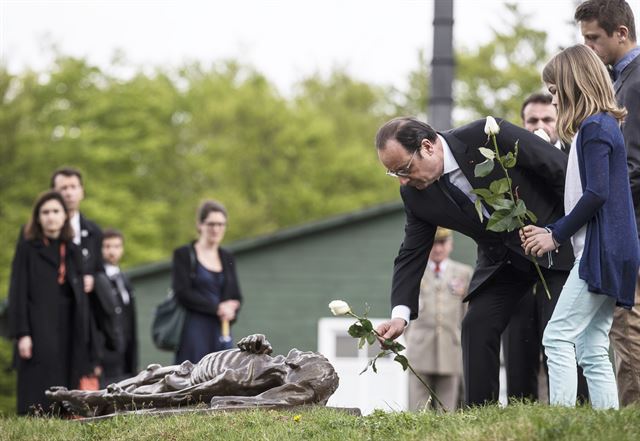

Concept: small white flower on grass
[[484, 116, 500, 136], [328, 300, 351, 316]]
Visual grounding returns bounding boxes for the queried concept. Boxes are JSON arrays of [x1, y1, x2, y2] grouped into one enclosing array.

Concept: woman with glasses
[[172, 200, 243, 364]]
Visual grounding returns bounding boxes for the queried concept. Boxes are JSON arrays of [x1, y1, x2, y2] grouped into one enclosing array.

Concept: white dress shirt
[[70, 212, 81, 245], [105, 263, 131, 305]]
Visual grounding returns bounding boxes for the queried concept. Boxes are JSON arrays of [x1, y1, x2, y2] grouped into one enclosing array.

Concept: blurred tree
[[393, 48, 430, 119], [454, 3, 550, 124], [0, 57, 403, 413]]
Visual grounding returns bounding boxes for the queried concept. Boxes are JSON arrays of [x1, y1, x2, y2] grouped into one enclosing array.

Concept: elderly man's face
[[523, 102, 559, 145], [378, 138, 443, 190]]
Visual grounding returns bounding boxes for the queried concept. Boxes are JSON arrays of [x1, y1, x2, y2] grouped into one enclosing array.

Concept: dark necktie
[[434, 262, 441, 278], [608, 65, 617, 82], [440, 173, 481, 222], [113, 272, 130, 305]]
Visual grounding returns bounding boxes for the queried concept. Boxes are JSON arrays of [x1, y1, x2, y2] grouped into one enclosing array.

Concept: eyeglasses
[[386, 149, 418, 178], [203, 222, 227, 228]]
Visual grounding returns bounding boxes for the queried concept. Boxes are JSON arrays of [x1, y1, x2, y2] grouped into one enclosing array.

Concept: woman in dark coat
[[8, 191, 95, 415], [173, 200, 242, 364]]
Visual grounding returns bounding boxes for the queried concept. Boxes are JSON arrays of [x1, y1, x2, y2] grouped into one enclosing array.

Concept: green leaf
[[360, 319, 373, 333], [474, 159, 495, 177], [489, 177, 510, 195], [366, 333, 376, 346], [487, 197, 514, 211], [478, 147, 496, 160], [474, 199, 484, 222], [513, 199, 527, 217], [394, 355, 409, 371], [383, 338, 396, 348], [471, 188, 493, 199], [393, 342, 405, 352], [348, 323, 367, 338], [358, 336, 366, 349], [487, 209, 516, 232], [371, 357, 378, 373], [501, 152, 516, 168], [526, 210, 538, 223], [504, 216, 522, 232]]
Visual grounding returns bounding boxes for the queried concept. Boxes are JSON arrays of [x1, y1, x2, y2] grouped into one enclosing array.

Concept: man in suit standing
[[405, 227, 472, 411], [50, 167, 103, 294], [576, 0, 640, 406], [521, 93, 563, 150], [94, 229, 138, 386], [374, 117, 574, 406], [50, 167, 104, 387]]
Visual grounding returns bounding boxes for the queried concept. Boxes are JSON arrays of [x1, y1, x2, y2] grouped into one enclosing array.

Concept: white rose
[[484, 116, 500, 136], [533, 128, 551, 143], [328, 300, 351, 316]]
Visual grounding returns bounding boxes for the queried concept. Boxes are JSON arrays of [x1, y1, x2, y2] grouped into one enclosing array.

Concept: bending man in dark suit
[[374, 117, 573, 406], [576, 0, 640, 406]]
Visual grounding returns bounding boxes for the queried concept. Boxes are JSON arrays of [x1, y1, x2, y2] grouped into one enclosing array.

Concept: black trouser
[[503, 277, 589, 403], [461, 263, 569, 406]]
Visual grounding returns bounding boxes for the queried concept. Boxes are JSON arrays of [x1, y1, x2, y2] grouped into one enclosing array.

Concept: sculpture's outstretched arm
[[209, 382, 316, 408]]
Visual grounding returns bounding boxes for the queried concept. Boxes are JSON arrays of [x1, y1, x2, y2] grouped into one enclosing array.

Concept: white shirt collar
[[70, 212, 81, 245], [439, 134, 460, 176], [427, 259, 449, 273], [104, 264, 120, 278]]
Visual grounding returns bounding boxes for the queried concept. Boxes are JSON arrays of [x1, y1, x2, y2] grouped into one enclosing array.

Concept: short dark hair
[[196, 200, 228, 224], [102, 228, 124, 242], [575, 0, 636, 42], [520, 93, 554, 120], [375, 117, 438, 153], [50, 167, 84, 189], [24, 191, 74, 242]]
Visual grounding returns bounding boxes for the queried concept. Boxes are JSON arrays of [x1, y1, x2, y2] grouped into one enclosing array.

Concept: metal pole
[[428, 0, 454, 130]]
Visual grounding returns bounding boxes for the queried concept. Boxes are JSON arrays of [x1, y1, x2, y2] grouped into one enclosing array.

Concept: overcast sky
[[1, 1, 638, 95]]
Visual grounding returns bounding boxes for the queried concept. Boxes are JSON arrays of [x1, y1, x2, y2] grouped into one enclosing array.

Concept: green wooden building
[[128, 201, 476, 368]]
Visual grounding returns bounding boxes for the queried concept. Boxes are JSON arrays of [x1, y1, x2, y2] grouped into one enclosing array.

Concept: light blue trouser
[[542, 260, 618, 409]]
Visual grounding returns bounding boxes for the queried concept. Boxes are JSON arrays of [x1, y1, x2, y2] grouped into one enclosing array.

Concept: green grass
[[0, 403, 639, 441]]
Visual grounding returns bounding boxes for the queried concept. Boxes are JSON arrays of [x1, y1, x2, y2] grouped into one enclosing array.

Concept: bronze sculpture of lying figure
[[46, 334, 339, 417]]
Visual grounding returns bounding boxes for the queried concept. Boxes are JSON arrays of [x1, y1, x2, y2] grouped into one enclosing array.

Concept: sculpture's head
[[283, 349, 339, 404]]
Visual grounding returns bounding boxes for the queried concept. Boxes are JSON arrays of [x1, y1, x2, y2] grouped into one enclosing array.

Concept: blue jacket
[[549, 113, 640, 308]]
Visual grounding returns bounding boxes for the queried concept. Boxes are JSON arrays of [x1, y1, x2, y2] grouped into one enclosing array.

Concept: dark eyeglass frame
[[386, 148, 418, 178]]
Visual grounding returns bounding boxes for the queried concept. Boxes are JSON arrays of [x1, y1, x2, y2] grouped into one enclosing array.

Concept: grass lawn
[[0, 403, 639, 441]]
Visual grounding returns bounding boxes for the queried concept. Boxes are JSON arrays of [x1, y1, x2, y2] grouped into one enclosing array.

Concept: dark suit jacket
[[172, 243, 243, 316], [78, 214, 103, 276], [615, 53, 640, 231], [93, 270, 138, 375], [391, 119, 574, 320]]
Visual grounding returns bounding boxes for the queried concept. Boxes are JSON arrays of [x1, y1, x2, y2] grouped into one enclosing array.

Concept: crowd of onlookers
[[6, 167, 242, 415]]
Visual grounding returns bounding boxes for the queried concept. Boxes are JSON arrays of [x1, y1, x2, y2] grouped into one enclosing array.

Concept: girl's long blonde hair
[[542, 44, 626, 144]]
